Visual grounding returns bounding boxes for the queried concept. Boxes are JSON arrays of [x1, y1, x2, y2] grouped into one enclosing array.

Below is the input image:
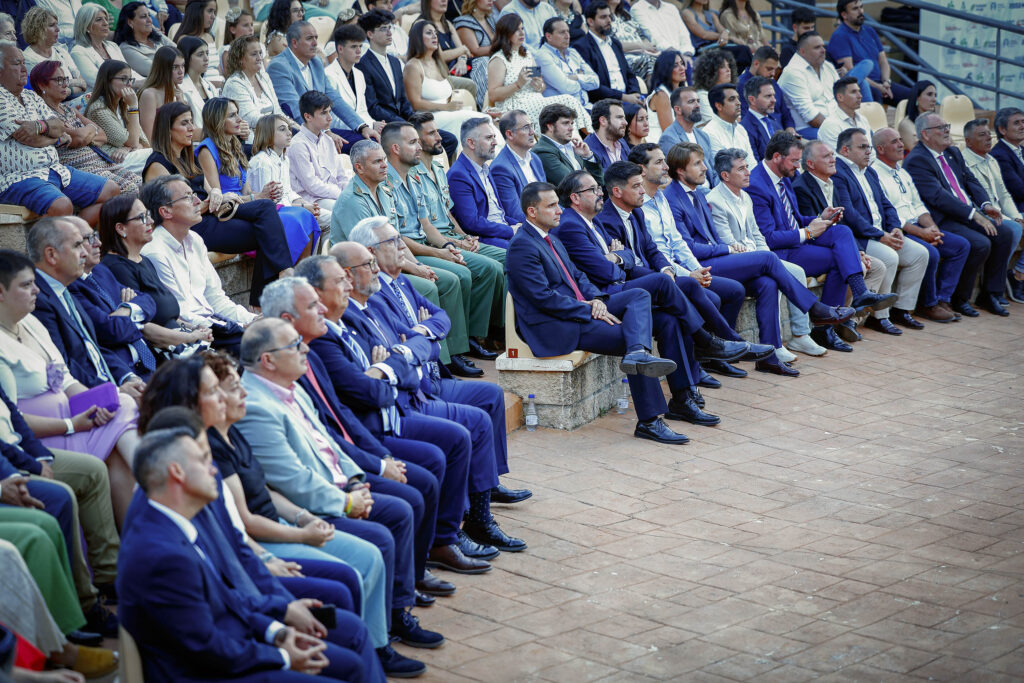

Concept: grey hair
[[963, 118, 990, 139], [460, 116, 492, 145], [132, 427, 195, 494], [915, 112, 941, 137], [0, 13, 13, 31], [349, 216, 389, 247], [139, 174, 187, 226], [294, 254, 338, 289], [0, 40, 19, 70], [801, 140, 830, 171], [239, 317, 289, 367], [349, 139, 382, 168], [287, 19, 312, 47], [74, 5, 109, 47], [713, 148, 747, 178], [259, 275, 310, 319], [994, 107, 1024, 139], [26, 217, 72, 263]]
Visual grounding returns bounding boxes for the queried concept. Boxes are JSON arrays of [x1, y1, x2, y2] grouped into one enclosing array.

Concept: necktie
[[689, 192, 717, 245], [303, 367, 354, 444], [339, 324, 401, 435], [389, 280, 417, 326], [84, 276, 157, 373], [937, 154, 969, 204], [544, 235, 586, 301], [762, 115, 775, 138], [61, 288, 113, 382], [777, 180, 801, 232]]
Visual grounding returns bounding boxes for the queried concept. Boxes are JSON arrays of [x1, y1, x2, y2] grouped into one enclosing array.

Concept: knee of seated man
[[47, 196, 75, 216]]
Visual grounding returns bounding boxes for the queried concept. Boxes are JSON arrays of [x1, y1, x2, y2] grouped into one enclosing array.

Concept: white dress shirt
[[141, 227, 258, 327], [510, 148, 539, 183], [641, 188, 699, 274], [466, 156, 506, 223], [838, 155, 881, 227], [777, 52, 840, 130], [630, 0, 695, 56], [612, 202, 642, 265], [817, 102, 874, 161], [871, 158, 926, 225], [702, 114, 755, 163], [810, 172, 835, 206], [592, 33, 625, 92], [369, 47, 397, 95]]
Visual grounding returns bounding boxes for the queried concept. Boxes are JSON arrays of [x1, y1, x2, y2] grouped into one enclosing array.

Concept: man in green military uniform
[[381, 121, 504, 376]]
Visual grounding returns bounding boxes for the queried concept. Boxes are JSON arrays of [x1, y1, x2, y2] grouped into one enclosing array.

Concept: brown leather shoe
[[916, 304, 955, 323], [426, 544, 491, 574]]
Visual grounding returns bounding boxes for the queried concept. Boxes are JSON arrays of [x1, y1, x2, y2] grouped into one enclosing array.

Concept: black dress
[[208, 425, 280, 521], [101, 253, 181, 327]]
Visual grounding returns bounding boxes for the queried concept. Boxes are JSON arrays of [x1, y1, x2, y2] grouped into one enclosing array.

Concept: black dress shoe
[[490, 484, 532, 504], [850, 290, 898, 313], [809, 303, 855, 325], [428, 542, 494, 572], [811, 326, 853, 352], [952, 300, 980, 317], [976, 293, 1010, 316], [66, 630, 103, 647], [83, 602, 118, 637], [739, 341, 775, 361], [416, 570, 456, 596], [890, 308, 925, 329], [391, 609, 445, 649], [377, 645, 427, 678], [686, 386, 705, 408], [864, 316, 903, 335], [415, 590, 436, 607], [697, 368, 721, 389], [755, 358, 800, 376], [463, 519, 527, 552], [456, 529, 501, 560], [634, 417, 689, 444], [701, 359, 747, 378], [467, 337, 499, 360], [619, 350, 676, 377], [834, 319, 862, 343], [1008, 270, 1024, 303], [447, 355, 484, 377], [664, 396, 721, 426], [95, 582, 118, 606], [693, 335, 748, 363]]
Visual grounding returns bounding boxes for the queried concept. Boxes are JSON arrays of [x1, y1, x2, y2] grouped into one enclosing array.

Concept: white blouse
[[222, 70, 287, 143], [248, 149, 301, 206], [70, 41, 144, 88], [0, 314, 76, 403]]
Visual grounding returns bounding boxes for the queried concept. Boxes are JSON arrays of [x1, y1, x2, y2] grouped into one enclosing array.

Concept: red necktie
[[544, 235, 586, 302], [303, 366, 354, 444], [937, 154, 969, 204]]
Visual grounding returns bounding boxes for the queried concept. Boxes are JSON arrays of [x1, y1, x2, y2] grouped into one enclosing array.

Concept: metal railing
[[763, 0, 1024, 109]]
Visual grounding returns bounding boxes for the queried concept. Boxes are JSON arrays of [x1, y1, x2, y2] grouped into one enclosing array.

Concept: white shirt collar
[[612, 202, 632, 222], [810, 172, 832, 193], [527, 221, 549, 239], [148, 499, 199, 543], [762, 161, 784, 187], [510, 147, 532, 166], [837, 154, 865, 176]]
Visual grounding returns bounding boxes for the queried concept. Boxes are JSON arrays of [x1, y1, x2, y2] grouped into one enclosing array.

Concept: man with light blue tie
[[739, 76, 779, 162]]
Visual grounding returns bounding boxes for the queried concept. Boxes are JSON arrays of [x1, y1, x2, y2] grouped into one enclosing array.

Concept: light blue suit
[[658, 121, 716, 188], [266, 48, 364, 132]]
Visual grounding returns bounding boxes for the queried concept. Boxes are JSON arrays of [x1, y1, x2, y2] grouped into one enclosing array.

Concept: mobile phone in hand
[[309, 605, 337, 629]]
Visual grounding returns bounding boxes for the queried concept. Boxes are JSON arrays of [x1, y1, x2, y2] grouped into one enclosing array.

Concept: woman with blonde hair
[[71, 5, 143, 89], [22, 7, 88, 98], [138, 45, 189, 141], [221, 34, 299, 144]]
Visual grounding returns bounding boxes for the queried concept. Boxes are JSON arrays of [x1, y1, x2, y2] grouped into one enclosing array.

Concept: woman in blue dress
[[196, 97, 321, 263]]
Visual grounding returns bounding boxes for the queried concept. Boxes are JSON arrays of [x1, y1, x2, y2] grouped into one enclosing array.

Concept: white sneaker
[[775, 346, 797, 363], [787, 334, 827, 357]]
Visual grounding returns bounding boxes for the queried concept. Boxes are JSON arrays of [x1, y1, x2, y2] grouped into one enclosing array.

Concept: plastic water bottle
[[616, 378, 630, 414], [525, 394, 538, 431]]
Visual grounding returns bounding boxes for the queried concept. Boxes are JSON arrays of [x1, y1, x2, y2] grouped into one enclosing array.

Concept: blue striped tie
[[777, 180, 801, 233]]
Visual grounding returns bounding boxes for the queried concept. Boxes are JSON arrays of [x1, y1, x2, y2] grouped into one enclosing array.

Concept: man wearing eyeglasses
[[490, 110, 548, 226], [904, 113, 1018, 317]]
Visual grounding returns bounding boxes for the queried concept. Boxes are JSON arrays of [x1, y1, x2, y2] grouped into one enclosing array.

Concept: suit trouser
[[383, 414, 471, 548], [777, 224, 863, 306], [672, 275, 745, 341], [48, 448, 119, 586], [779, 260, 813, 336], [618, 274, 701, 385], [941, 218, 1016, 300], [0, 512, 85, 637], [864, 237, 930, 318], [420, 247, 504, 340], [407, 270, 466, 362], [905, 232, 971, 306], [575, 289, 668, 422], [433, 377, 508, 478], [420, 386, 501, 495]]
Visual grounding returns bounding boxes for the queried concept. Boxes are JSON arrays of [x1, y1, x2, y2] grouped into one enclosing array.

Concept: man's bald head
[[329, 242, 366, 267]]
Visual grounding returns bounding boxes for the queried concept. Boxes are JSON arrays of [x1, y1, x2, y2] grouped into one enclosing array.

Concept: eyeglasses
[[84, 232, 101, 244], [264, 336, 305, 354], [165, 191, 198, 207], [126, 210, 154, 225], [113, 75, 135, 84], [345, 257, 378, 271], [513, 123, 535, 133], [574, 185, 602, 196], [373, 235, 403, 248], [50, 77, 70, 86], [924, 123, 951, 132]]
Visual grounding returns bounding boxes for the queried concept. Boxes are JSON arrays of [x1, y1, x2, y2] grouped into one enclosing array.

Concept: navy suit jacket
[[736, 68, 795, 130], [0, 385, 50, 476], [583, 132, 630, 171], [664, 181, 730, 260], [990, 139, 1024, 210], [791, 171, 866, 246], [739, 110, 779, 163], [265, 49, 362, 130], [747, 163, 815, 251], [489, 146, 547, 224], [593, 201, 673, 275], [505, 224, 605, 357], [342, 302, 438, 379], [550, 206, 634, 290], [903, 143, 990, 227], [447, 154, 514, 243], [118, 500, 291, 683], [32, 272, 133, 387], [355, 50, 414, 122], [832, 161, 899, 246], [570, 32, 640, 102]]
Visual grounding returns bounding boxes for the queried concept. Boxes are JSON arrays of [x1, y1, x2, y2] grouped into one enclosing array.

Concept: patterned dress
[[51, 102, 142, 194], [490, 49, 589, 129]]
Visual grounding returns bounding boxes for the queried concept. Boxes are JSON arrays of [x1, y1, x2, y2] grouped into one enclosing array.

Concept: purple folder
[[68, 383, 120, 416]]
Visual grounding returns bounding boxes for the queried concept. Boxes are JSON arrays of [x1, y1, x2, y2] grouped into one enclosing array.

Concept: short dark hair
[[752, 45, 779, 64], [380, 120, 414, 154], [670, 85, 697, 110], [627, 142, 660, 166], [604, 160, 643, 191], [132, 426, 195, 493], [744, 75, 774, 101], [555, 170, 594, 207], [140, 174, 188, 227], [299, 90, 332, 119], [137, 356, 206, 433], [836, 0, 858, 16], [0, 249, 34, 291], [797, 30, 821, 49], [407, 111, 435, 131], [832, 75, 859, 97], [591, 98, 622, 132], [836, 127, 866, 152], [994, 107, 1024, 139], [498, 109, 528, 139], [765, 131, 802, 160], [521, 181, 557, 214], [539, 103, 575, 133], [333, 23, 365, 46], [708, 83, 737, 114], [791, 6, 816, 24], [963, 118, 990, 138], [357, 8, 394, 34], [542, 16, 566, 37], [584, 0, 609, 20]]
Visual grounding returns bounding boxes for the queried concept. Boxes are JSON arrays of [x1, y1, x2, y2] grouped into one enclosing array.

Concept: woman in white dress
[[647, 49, 689, 142], [486, 14, 588, 130], [222, 34, 300, 145], [71, 5, 144, 89], [403, 20, 482, 139]]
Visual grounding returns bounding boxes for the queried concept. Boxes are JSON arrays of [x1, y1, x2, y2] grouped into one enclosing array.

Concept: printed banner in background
[[920, 1, 1024, 111]]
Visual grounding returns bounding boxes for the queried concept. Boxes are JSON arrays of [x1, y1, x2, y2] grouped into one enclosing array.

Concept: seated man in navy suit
[[736, 46, 795, 134], [27, 217, 146, 401], [739, 76, 781, 162], [355, 9, 458, 159], [490, 110, 548, 224], [570, 1, 643, 105], [510, 181, 695, 444], [447, 118, 519, 248], [583, 99, 631, 170], [118, 426, 383, 683], [266, 21, 377, 148], [640, 143, 853, 376]]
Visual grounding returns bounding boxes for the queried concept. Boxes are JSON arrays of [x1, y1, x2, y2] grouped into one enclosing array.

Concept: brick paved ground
[[399, 311, 1024, 681]]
